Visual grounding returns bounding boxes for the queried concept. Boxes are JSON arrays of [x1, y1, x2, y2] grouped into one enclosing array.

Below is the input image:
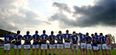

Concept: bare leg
[[45, 49, 47, 55]]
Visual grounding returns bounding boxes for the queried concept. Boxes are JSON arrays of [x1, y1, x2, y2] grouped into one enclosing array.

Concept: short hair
[[73, 31, 76, 34], [43, 30, 46, 33], [51, 31, 54, 34], [17, 30, 20, 34], [35, 30, 38, 33], [66, 30, 69, 33], [26, 31, 30, 34], [58, 31, 62, 34]]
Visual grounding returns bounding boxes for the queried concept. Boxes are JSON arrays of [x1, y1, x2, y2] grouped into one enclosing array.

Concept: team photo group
[[3, 30, 112, 55]]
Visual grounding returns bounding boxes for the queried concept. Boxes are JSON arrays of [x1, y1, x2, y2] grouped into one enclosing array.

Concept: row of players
[[4, 30, 112, 55]]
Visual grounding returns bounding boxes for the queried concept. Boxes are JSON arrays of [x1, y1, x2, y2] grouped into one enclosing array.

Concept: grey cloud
[[53, 2, 71, 13], [51, 0, 116, 28], [0, 0, 49, 31]]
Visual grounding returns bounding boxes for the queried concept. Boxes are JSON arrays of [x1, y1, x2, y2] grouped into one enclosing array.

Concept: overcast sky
[[0, 0, 116, 36]]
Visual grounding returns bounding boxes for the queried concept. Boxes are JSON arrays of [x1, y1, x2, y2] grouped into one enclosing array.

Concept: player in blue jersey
[[14, 30, 22, 55], [95, 33, 102, 50], [79, 33, 87, 55], [40, 30, 48, 55], [23, 31, 32, 55], [71, 31, 78, 55], [48, 31, 56, 55], [3, 32, 13, 55], [86, 32, 92, 55], [91, 34, 98, 55], [56, 31, 64, 55], [63, 30, 71, 55], [32, 31, 40, 55], [101, 33, 107, 55]]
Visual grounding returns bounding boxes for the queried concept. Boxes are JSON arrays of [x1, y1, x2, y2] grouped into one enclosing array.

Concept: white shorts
[[64, 43, 71, 48], [32, 45, 39, 49], [106, 45, 111, 50], [98, 44, 101, 50], [24, 45, 31, 49], [87, 44, 92, 49], [14, 45, 22, 49], [93, 46, 99, 50], [41, 44, 48, 49], [57, 44, 64, 49], [49, 44, 56, 49], [102, 44, 107, 50], [71, 44, 78, 50], [4, 44, 11, 50], [80, 43, 86, 49]]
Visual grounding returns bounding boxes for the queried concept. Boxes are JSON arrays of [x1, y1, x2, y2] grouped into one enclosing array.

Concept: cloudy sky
[[0, 0, 116, 35]]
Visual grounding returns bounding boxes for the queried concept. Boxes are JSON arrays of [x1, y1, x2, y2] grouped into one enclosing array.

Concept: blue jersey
[[41, 34, 48, 44], [95, 35, 102, 44], [92, 36, 97, 46], [56, 34, 63, 44], [80, 34, 86, 43], [14, 34, 22, 45], [23, 35, 31, 45], [32, 34, 40, 45], [101, 36, 106, 44], [48, 34, 56, 44], [4, 34, 13, 44], [71, 34, 78, 44], [86, 36, 92, 43], [63, 34, 71, 42]]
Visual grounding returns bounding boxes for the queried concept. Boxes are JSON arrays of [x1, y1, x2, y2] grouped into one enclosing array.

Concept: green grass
[[0, 48, 116, 55]]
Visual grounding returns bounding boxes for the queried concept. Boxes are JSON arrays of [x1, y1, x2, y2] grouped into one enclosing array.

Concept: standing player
[[14, 30, 22, 55], [3, 32, 13, 55], [79, 33, 87, 55], [63, 30, 71, 55], [56, 31, 64, 55], [23, 31, 32, 55], [106, 34, 112, 55], [86, 33, 92, 55], [95, 33, 102, 50], [101, 33, 107, 55], [71, 31, 78, 55], [32, 31, 40, 55], [48, 31, 56, 55], [92, 34, 98, 55], [40, 30, 48, 55]]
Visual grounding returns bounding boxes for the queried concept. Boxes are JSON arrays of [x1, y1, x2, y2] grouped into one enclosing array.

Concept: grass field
[[0, 48, 116, 55]]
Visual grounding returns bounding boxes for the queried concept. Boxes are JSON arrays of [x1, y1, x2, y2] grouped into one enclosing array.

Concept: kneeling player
[[79, 33, 87, 55], [32, 31, 40, 55], [48, 31, 56, 55], [86, 33, 92, 55], [3, 32, 12, 55], [14, 31, 22, 55], [71, 31, 78, 55], [23, 31, 31, 55], [40, 30, 48, 55], [56, 31, 64, 55]]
